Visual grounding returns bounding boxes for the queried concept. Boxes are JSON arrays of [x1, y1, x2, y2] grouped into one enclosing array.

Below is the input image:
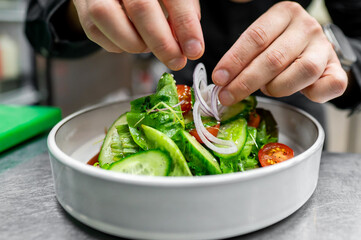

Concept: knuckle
[[172, 13, 196, 30], [125, 0, 152, 15], [88, 1, 108, 19], [329, 74, 347, 96], [245, 26, 268, 49], [299, 58, 323, 78], [303, 17, 322, 35], [83, 21, 99, 40], [228, 47, 247, 69], [235, 79, 252, 96], [152, 40, 173, 58], [265, 49, 287, 70], [282, 1, 303, 15]]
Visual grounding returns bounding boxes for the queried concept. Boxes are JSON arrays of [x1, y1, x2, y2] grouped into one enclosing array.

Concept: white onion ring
[[193, 102, 237, 154], [192, 63, 238, 154]]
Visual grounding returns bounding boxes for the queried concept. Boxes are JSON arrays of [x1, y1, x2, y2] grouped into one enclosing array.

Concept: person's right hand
[[72, 0, 204, 70]]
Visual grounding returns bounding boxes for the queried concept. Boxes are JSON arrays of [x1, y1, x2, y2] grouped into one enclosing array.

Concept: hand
[[72, 0, 204, 70], [212, 1, 348, 105]]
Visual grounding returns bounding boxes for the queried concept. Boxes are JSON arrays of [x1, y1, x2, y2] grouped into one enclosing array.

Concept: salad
[[91, 63, 294, 176]]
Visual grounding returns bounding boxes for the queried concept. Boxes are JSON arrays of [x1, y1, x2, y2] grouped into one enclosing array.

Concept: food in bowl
[[47, 87, 324, 239], [92, 63, 294, 176]]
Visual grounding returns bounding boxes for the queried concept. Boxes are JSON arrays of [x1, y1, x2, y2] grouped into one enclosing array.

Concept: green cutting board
[[0, 105, 61, 153]]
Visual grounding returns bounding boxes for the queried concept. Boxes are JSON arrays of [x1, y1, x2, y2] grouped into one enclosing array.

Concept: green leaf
[[127, 73, 185, 149]]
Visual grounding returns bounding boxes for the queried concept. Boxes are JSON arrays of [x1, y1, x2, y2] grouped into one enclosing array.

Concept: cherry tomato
[[248, 110, 261, 128], [258, 143, 294, 167], [189, 124, 220, 144], [176, 85, 192, 115]]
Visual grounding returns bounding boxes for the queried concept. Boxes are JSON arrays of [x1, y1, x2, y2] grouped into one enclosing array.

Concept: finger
[[262, 38, 329, 97], [87, 0, 147, 53], [193, 0, 201, 20], [218, 18, 314, 106], [301, 53, 347, 103], [212, 2, 304, 86], [163, 0, 204, 60], [73, 0, 123, 53], [123, 0, 186, 70]]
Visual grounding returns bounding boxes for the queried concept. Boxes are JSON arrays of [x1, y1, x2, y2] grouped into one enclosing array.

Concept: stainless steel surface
[[0, 134, 360, 240]]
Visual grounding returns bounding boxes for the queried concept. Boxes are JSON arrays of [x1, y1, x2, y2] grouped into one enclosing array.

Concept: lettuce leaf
[[126, 73, 184, 149]]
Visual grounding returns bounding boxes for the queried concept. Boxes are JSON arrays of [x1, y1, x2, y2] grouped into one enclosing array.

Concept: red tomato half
[[258, 143, 294, 167], [176, 85, 192, 115], [189, 124, 220, 144], [248, 110, 261, 128]]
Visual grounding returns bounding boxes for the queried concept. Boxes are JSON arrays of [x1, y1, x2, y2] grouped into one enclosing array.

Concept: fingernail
[[168, 57, 185, 70], [219, 89, 235, 106], [213, 69, 230, 85], [183, 39, 203, 58]]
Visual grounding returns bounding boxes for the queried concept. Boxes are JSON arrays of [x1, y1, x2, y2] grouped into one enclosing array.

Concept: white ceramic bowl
[[47, 97, 324, 240]]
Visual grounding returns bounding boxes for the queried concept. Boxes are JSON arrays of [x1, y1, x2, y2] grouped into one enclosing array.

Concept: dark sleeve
[[325, 0, 361, 112], [25, 0, 99, 59]]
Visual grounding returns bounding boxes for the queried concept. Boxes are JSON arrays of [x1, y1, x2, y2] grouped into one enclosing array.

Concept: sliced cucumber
[[108, 150, 171, 176], [178, 130, 222, 176], [237, 126, 259, 171], [214, 118, 248, 158], [239, 127, 258, 159], [142, 125, 192, 176], [221, 96, 257, 124], [99, 113, 139, 169], [214, 118, 248, 173]]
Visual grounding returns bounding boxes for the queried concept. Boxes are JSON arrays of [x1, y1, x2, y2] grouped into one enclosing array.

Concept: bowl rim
[[47, 97, 324, 187]]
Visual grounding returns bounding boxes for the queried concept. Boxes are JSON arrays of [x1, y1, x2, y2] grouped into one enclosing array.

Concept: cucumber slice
[[238, 127, 259, 172], [178, 130, 222, 176], [99, 113, 139, 169], [214, 118, 248, 173], [108, 150, 171, 176], [221, 96, 257, 124], [214, 118, 248, 158], [239, 127, 258, 159], [142, 125, 192, 176]]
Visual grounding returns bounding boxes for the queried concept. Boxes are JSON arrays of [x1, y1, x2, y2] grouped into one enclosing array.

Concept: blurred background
[[0, 0, 359, 153]]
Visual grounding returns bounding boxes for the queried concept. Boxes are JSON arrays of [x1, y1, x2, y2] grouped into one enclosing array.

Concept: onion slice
[[192, 63, 238, 154]]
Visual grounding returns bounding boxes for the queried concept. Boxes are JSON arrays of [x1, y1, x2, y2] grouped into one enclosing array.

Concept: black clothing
[[25, 0, 98, 58], [25, 0, 361, 120]]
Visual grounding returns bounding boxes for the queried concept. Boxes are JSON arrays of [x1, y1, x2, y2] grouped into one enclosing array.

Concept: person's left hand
[[212, 1, 348, 105]]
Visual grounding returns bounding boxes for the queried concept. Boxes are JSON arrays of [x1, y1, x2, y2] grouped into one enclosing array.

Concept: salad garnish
[[90, 64, 295, 176], [192, 63, 238, 155], [146, 101, 185, 128]]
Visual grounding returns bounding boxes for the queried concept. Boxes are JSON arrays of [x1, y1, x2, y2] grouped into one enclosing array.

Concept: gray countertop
[[1, 133, 361, 240]]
